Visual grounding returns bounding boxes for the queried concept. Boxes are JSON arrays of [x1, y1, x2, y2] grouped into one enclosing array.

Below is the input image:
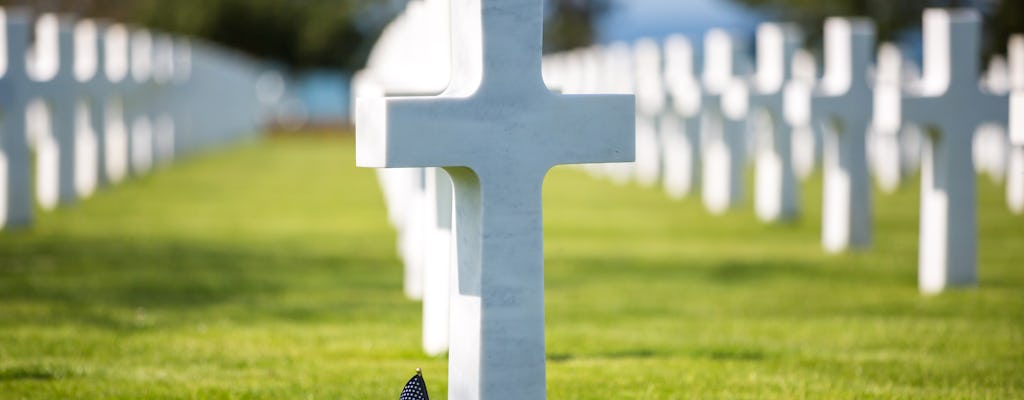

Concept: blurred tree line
[[731, 0, 1024, 58], [2, 0, 609, 71]]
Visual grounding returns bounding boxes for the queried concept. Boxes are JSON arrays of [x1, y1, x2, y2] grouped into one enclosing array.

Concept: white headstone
[[662, 34, 702, 199], [73, 19, 99, 198], [102, 23, 130, 184], [152, 34, 176, 165], [355, 0, 453, 304], [812, 18, 875, 253], [128, 29, 154, 175], [972, 55, 1011, 183], [356, 0, 634, 397], [422, 167, 453, 356], [701, 29, 748, 214], [26, 13, 78, 208], [1007, 35, 1024, 214], [750, 23, 802, 222], [599, 42, 636, 185], [633, 38, 665, 187], [870, 42, 906, 194], [786, 48, 819, 181], [901, 9, 1008, 293], [0, 7, 32, 228]]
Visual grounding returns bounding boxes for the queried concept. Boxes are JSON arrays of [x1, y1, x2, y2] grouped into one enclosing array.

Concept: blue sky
[[597, 0, 767, 43]]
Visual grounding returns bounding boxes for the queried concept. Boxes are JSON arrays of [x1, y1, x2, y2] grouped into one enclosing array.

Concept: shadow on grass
[[0, 236, 400, 332], [548, 348, 658, 363], [548, 347, 768, 363], [549, 255, 881, 287], [0, 364, 77, 381]]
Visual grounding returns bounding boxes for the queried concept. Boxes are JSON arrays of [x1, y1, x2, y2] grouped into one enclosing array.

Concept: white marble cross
[[1005, 35, 1024, 214], [72, 19, 101, 199], [26, 13, 79, 209], [701, 29, 749, 215], [422, 167, 453, 356], [0, 7, 33, 228], [809, 18, 875, 253], [356, 0, 634, 398], [870, 42, 908, 194], [971, 55, 1012, 185], [634, 38, 665, 188], [662, 34, 702, 199], [902, 9, 1008, 294], [786, 48, 819, 181], [598, 42, 636, 185], [99, 23, 131, 184], [749, 22, 803, 222], [149, 34, 177, 166], [126, 29, 155, 175]]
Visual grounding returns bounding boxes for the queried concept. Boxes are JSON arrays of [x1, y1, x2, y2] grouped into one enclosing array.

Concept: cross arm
[[811, 90, 871, 123], [356, 95, 487, 168], [748, 89, 782, 114], [542, 93, 635, 167], [901, 90, 1010, 130], [976, 91, 1010, 124]]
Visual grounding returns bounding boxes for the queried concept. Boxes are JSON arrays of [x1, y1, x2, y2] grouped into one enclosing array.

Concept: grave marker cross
[[701, 30, 748, 215], [902, 9, 1008, 293], [356, 0, 635, 398], [1008, 35, 1024, 214], [27, 14, 78, 208], [749, 23, 802, 222], [0, 8, 32, 228], [810, 18, 875, 253]]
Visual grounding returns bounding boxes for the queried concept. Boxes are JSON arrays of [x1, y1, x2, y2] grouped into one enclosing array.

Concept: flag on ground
[[399, 368, 429, 400]]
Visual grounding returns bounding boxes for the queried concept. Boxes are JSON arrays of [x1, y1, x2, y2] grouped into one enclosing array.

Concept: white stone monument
[[868, 44, 927, 195], [26, 14, 78, 208], [786, 48, 819, 181], [354, 0, 453, 303], [971, 55, 1012, 184], [599, 42, 636, 185], [128, 29, 154, 175], [633, 38, 665, 188], [901, 9, 1008, 293], [810, 18, 875, 253], [73, 19, 100, 198], [101, 23, 131, 185], [662, 34, 702, 199], [0, 8, 33, 228], [422, 167, 453, 356], [701, 29, 748, 215], [150, 34, 177, 166], [356, 1, 634, 398], [870, 42, 908, 194], [1007, 35, 1024, 214], [749, 23, 803, 222]]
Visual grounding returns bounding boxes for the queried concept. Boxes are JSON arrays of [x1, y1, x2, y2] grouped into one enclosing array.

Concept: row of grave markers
[[542, 11, 1022, 295], [354, 1, 1021, 398], [0, 7, 277, 230]]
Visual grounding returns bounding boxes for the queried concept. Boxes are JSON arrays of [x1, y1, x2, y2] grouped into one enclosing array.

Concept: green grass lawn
[[0, 134, 1021, 399]]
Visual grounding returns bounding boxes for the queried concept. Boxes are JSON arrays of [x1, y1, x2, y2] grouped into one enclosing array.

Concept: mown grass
[[0, 134, 1021, 399]]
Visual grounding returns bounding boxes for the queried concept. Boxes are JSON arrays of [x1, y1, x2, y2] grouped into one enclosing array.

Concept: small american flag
[[399, 368, 429, 400]]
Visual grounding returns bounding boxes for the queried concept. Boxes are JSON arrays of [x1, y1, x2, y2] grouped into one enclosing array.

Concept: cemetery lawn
[[1, 134, 1022, 399]]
